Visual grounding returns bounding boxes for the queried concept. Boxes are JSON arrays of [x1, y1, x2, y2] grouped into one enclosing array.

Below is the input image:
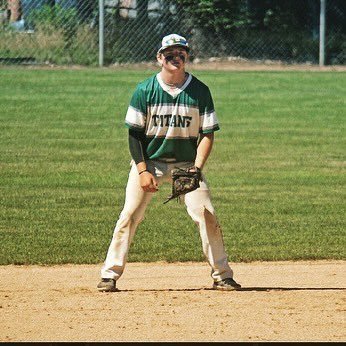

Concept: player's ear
[[157, 53, 163, 66]]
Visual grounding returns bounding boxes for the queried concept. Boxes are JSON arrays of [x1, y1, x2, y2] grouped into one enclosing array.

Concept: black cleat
[[213, 277, 242, 291], [97, 278, 118, 292]]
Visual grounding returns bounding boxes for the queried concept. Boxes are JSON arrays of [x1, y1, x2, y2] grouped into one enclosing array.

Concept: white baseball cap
[[157, 34, 189, 54]]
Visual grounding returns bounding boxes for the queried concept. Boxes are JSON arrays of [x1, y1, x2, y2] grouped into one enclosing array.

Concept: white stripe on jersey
[[146, 104, 200, 138], [125, 105, 146, 129], [149, 104, 199, 117], [200, 110, 219, 132]]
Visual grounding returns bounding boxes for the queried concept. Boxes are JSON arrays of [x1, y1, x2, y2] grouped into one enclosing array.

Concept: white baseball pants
[[100, 160, 234, 282]]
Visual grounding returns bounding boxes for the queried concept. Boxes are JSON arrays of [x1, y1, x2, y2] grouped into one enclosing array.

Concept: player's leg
[[183, 177, 239, 287], [100, 162, 156, 283]]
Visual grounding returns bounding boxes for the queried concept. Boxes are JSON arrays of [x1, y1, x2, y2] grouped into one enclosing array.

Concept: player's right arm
[[125, 85, 158, 193], [128, 130, 158, 193]]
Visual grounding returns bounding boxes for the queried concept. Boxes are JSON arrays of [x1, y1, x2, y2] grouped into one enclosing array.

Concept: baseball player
[[97, 34, 241, 292]]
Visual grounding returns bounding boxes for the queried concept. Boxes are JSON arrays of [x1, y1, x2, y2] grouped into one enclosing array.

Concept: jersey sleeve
[[199, 87, 220, 134], [125, 85, 147, 132]]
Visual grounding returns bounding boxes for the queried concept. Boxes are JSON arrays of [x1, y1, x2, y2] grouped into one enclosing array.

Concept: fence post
[[319, 0, 326, 66], [99, 0, 104, 67]]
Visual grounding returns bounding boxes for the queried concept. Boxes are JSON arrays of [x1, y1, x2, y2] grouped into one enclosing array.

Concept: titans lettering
[[152, 114, 192, 128]]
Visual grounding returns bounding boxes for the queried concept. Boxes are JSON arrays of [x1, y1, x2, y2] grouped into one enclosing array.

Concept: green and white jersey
[[125, 73, 219, 162]]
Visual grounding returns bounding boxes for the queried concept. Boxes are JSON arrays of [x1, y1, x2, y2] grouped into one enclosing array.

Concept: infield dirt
[[1, 261, 345, 342]]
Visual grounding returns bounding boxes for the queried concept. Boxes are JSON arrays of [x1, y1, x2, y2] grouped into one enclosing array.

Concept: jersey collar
[[156, 72, 192, 98]]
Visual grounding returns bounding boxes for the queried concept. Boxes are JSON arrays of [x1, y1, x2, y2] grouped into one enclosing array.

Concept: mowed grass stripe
[[0, 68, 345, 264]]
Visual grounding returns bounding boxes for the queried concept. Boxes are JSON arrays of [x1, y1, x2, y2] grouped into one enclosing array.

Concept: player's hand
[[139, 171, 159, 193]]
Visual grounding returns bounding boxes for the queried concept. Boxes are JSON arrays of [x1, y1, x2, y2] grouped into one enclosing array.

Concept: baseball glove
[[163, 166, 202, 204]]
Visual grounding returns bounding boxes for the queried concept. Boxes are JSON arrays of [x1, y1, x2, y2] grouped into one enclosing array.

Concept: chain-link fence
[[0, 0, 98, 64], [0, 0, 345, 66]]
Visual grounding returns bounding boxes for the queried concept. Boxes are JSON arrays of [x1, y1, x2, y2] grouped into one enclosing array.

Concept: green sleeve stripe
[[146, 135, 199, 140], [200, 125, 220, 134], [125, 121, 145, 131]]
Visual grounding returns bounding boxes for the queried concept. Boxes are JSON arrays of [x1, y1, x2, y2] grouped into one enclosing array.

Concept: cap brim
[[158, 44, 190, 54]]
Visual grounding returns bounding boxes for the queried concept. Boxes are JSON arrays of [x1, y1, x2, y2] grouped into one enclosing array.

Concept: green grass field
[[0, 67, 345, 265]]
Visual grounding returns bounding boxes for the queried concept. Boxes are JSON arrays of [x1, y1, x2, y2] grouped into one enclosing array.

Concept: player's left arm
[[194, 132, 214, 170], [195, 83, 219, 171]]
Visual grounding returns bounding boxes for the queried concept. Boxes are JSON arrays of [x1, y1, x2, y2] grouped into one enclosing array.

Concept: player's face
[[158, 47, 189, 71]]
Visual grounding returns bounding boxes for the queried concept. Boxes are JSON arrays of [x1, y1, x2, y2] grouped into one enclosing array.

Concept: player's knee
[[115, 211, 140, 229], [188, 205, 215, 223]]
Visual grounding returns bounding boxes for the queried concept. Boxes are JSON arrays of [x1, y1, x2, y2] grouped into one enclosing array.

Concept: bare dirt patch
[[1, 261, 345, 342]]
